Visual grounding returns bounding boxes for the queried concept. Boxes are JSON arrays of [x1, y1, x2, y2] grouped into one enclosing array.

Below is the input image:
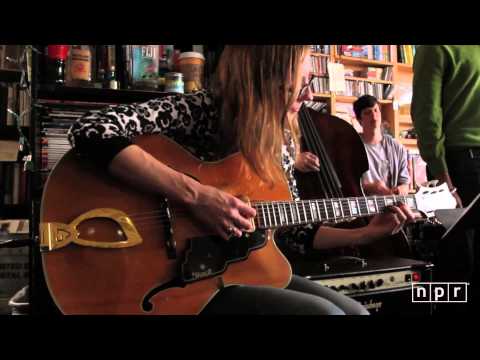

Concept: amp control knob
[[349, 283, 359, 290], [367, 280, 375, 289], [359, 281, 366, 289], [376, 279, 384, 287]]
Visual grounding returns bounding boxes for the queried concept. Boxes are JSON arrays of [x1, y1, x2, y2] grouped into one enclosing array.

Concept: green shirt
[[411, 45, 480, 177]]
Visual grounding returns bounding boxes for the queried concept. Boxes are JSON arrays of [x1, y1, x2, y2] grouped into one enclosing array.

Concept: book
[[0, 140, 19, 161]]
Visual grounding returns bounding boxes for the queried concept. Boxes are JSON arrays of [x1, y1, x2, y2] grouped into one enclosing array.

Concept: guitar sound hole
[[77, 218, 127, 243]]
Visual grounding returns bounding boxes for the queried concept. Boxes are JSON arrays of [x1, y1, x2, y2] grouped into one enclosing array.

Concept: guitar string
[[125, 196, 413, 228], [125, 194, 413, 219]]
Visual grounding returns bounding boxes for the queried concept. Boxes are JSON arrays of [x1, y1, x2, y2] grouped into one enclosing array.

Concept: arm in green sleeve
[[411, 45, 448, 177]]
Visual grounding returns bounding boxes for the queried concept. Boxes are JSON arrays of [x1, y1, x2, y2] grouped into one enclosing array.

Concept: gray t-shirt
[[362, 134, 410, 188]]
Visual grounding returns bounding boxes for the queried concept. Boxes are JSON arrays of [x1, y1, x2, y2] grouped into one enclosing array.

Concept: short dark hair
[[353, 95, 379, 120]]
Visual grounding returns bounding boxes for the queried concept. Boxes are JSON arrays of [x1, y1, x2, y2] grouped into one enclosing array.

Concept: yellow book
[[406, 45, 413, 65]]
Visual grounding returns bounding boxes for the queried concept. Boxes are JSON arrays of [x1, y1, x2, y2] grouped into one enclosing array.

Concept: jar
[[177, 52, 205, 92], [165, 72, 184, 93]]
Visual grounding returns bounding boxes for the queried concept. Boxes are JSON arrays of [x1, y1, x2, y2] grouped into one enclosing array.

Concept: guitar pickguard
[[141, 230, 267, 312], [181, 231, 267, 283]]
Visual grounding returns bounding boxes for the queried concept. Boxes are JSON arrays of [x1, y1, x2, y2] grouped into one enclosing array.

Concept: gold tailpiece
[[40, 208, 142, 251]]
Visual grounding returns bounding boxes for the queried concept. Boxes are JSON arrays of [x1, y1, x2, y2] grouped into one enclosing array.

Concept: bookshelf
[[309, 45, 417, 152], [0, 47, 30, 315]]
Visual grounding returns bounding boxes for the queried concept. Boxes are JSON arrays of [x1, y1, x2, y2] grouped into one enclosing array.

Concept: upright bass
[[294, 104, 411, 258]]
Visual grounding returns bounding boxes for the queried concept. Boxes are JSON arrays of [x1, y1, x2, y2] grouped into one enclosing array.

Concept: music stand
[[439, 193, 480, 242], [433, 193, 480, 305]]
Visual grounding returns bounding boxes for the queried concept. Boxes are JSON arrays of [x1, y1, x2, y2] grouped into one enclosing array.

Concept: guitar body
[[40, 135, 292, 315]]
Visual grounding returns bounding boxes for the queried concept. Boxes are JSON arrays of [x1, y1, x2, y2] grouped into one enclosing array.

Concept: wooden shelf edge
[[338, 56, 394, 67], [336, 95, 392, 104], [312, 93, 331, 99], [311, 52, 330, 57], [37, 84, 175, 104], [344, 76, 393, 84], [397, 63, 413, 71], [399, 138, 417, 145]]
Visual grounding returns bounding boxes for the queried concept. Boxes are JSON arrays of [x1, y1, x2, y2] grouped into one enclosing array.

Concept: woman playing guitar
[[60, 45, 415, 315]]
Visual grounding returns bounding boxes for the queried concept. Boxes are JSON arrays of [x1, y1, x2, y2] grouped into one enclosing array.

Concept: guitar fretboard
[[252, 195, 417, 229]]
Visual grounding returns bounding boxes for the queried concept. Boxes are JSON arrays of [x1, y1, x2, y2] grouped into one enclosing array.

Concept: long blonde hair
[[214, 45, 309, 185]]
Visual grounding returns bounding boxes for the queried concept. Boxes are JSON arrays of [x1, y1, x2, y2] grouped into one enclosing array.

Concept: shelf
[[400, 138, 417, 145], [338, 56, 394, 67], [397, 63, 413, 72], [336, 95, 393, 104], [0, 69, 22, 83], [37, 84, 175, 104], [344, 76, 394, 85], [311, 52, 330, 57], [312, 93, 331, 99], [399, 114, 412, 125]]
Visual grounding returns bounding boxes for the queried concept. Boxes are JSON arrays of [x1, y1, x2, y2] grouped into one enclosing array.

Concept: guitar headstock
[[414, 183, 457, 217]]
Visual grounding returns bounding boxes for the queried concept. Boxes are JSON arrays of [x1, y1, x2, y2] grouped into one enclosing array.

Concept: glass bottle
[[67, 45, 93, 87], [105, 65, 119, 89], [46, 45, 70, 84], [131, 45, 159, 90]]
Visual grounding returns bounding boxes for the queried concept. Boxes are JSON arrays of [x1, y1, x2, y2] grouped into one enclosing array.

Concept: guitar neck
[[252, 194, 417, 229]]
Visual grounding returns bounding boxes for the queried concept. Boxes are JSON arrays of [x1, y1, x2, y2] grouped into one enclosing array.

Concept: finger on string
[[233, 215, 254, 232], [395, 201, 415, 223]]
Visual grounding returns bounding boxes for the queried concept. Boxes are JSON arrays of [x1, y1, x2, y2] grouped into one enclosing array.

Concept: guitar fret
[[346, 198, 353, 217], [295, 202, 301, 225], [310, 202, 317, 222], [278, 203, 285, 226], [330, 199, 336, 221], [355, 198, 361, 216], [266, 203, 272, 227], [339, 199, 345, 218], [315, 201, 323, 221], [289, 203, 295, 224], [346, 199, 352, 217], [302, 201, 307, 224], [282, 203, 288, 225], [261, 203, 267, 228], [322, 200, 328, 220], [363, 198, 370, 215], [349, 198, 358, 216], [272, 203, 278, 227]]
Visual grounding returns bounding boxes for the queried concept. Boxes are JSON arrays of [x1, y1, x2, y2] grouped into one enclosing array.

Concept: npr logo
[[412, 282, 469, 303]]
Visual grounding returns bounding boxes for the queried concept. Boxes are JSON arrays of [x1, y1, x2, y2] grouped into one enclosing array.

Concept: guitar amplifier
[[291, 256, 434, 315]]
